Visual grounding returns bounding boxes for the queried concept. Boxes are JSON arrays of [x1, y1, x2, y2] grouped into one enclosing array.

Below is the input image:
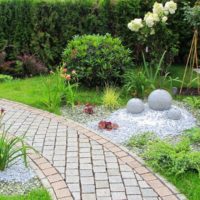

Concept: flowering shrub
[[98, 121, 119, 131], [128, 1, 177, 34], [128, 0, 178, 66]]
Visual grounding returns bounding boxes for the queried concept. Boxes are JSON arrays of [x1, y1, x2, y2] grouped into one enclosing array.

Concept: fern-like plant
[[102, 86, 120, 109]]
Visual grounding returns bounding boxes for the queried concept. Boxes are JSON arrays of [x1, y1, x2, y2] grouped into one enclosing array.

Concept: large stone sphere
[[127, 98, 145, 114], [166, 108, 182, 120], [148, 89, 172, 111]]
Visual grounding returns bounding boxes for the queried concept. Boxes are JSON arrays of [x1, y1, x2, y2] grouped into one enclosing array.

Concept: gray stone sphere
[[127, 98, 145, 114], [166, 108, 182, 120], [148, 89, 172, 111]]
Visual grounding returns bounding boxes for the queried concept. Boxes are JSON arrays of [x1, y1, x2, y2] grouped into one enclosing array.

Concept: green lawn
[[0, 75, 130, 114], [0, 189, 51, 200], [166, 172, 200, 200]]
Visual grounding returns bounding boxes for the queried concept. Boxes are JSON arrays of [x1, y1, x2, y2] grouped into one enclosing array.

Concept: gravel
[[61, 105, 113, 124], [0, 158, 36, 183], [87, 103, 196, 144], [0, 158, 42, 196]]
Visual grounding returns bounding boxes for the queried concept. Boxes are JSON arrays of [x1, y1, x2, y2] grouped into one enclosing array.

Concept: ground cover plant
[[127, 128, 200, 200]]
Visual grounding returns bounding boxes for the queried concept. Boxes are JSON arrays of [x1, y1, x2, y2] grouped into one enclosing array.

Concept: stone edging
[[28, 152, 73, 200]]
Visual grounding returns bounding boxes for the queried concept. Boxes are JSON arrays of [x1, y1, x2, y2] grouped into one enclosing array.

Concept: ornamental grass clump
[[0, 109, 31, 171], [102, 86, 120, 109]]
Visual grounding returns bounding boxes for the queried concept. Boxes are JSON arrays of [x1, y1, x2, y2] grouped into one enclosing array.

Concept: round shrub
[[62, 34, 133, 87]]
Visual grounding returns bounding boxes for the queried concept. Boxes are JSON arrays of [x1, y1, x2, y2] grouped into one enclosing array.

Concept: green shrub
[[183, 97, 200, 109], [0, 74, 13, 82], [183, 127, 200, 144], [0, 0, 197, 70], [127, 132, 157, 149], [143, 137, 200, 177], [62, 34, 133, 86]]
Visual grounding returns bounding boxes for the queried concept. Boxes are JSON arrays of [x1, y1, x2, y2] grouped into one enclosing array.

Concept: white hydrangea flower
[[162, 16, 168, 23], [127, 18, 144, 32], [153, 2, 164, 15], [144, 12, 159, 28], [164, 0, 177, 14], [150, 28, 155, 35]]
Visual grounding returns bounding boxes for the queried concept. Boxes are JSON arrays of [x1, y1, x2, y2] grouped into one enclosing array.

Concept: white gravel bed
[[0, 158, 36, 183], [87, 104, 196, 144]]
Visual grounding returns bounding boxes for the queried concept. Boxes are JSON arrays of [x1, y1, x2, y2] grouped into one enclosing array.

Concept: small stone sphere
[[127, 98, 145, 114], [166, 108, 182, 120], [148, 89, 172, 111]]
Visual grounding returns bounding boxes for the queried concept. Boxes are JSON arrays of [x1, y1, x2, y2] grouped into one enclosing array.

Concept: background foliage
[[0, 0, 197, 74]]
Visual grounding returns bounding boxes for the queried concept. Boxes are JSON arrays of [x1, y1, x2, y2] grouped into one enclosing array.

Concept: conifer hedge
[[0, 0, 196, 68]]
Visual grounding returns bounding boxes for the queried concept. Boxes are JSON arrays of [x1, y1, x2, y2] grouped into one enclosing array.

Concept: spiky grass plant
[[102, 86, 120, 109], [0, 109, 31, 171]]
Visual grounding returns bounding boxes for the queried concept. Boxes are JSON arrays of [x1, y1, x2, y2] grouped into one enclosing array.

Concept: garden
[[0, 0, 200, 200]]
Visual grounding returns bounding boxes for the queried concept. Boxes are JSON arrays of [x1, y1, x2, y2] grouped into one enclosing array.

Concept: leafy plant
[[183, 127, 200, 144], [102, 86, 120, 109], [98, 121, 119, 131], [84, 103, 94, 114], [42, 69, 65, 113], [62, 34, 133, 87], [142, 51, 167, 89], [143, 136, 200, 177], [183, 96, 200, 109], [123, 70, 150, 98], [127, 132, 157, 149], [0, 74, 13, 82], [0, 109, 32, 171], [17, 55, 48, 76]]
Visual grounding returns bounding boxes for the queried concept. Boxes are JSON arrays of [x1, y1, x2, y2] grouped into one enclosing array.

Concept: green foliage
[[143, 136, 200, 177], [42, 69, 65, 113], [0, 188, 51, 200], [0, 0, 196, 71], [183, 127, 200, 144], [183, 96, 200, 109], [123, 70, 150, 98], [62, 34, 133, 87], [0, 111, 32, 171], [127, 132, 156, 149], [102, 86, 120, 109], [183, 2, 200, 29], [0, 74, 13, 82]]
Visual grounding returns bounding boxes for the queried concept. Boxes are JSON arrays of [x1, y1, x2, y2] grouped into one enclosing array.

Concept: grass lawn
[[0, 189, 51, 200], [0, 75, 130, 114], [165, 172, 200, 200]]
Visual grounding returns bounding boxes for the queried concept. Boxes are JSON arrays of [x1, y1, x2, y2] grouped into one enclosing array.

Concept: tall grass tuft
[[102, 86, 120, 109], [0, 109, 32, 171]]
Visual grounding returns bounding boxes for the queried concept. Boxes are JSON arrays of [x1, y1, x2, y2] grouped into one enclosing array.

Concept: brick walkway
[[0, 99, 186, 200]]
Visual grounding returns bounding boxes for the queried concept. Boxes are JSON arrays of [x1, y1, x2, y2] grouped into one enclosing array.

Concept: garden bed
[[0, 158, 42, 196]]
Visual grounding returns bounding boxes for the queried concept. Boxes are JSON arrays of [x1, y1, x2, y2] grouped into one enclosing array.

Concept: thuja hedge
[[0, 0, 196, 68]]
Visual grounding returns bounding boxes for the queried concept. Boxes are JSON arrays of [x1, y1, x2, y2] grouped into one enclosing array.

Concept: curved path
[[0, 99, 186, 200]]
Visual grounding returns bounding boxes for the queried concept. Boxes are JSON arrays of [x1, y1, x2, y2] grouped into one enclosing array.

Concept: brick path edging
[[28, 152, 73, 200], [1, 99, 187, 200]]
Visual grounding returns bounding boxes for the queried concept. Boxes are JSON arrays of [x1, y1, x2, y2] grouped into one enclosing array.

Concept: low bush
[[62, 34, 133, 87], [0, 74, 13, 82]]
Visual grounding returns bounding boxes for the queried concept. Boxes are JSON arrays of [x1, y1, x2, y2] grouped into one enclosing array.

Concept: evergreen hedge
[[0, 0, 197, 69]]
